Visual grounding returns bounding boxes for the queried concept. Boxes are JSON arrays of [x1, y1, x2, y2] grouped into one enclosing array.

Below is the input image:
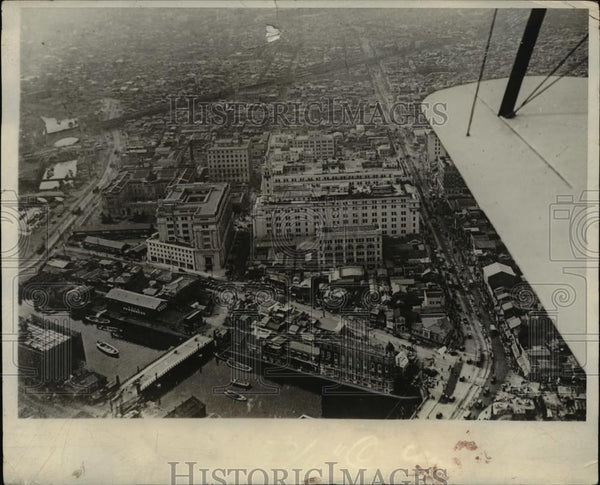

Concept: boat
[[224, 389, 247, 402], [226, 359, 252, 372], [214, 352, 228, 361], [96, 340, 119, 357], [230, 378, 252, 389], [86, 315, 111, 325]]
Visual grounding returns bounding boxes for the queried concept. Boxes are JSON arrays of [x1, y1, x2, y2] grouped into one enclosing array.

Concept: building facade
[[426, 129, 447, 166], [318, 224, 383, 268], [147, 182, 234, 272], [207, 139, 251, 184], [268, 132, 335, 161], [436, 156, 469, 197], [318, 336, 396, 394], [19, 314, 86, 383], [253, 183, 420, 260]]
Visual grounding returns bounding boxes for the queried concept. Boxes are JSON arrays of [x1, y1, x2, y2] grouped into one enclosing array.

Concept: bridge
[[111, 333, 214, 415]]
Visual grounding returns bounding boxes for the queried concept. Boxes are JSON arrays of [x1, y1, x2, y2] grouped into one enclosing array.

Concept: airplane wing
[[422, 75, 595, 369]]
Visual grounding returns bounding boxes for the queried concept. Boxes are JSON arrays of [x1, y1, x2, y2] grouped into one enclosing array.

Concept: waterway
[[19, 304, 421, 419]]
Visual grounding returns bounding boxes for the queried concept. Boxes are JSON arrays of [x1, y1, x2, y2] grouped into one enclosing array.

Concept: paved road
[[357, 36, 494, 419], [20, 100, 124, 280]]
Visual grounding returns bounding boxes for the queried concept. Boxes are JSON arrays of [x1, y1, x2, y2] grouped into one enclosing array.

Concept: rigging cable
[[513, 33, 588, 114], [466, 9, 498, 137]]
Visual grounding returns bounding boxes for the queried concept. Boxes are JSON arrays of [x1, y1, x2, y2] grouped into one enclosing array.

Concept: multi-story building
[[436, 156, 469, 197], [318, 224, 382, 268], [207, 139, 251, 184], [253, 182, 420, 261], [18, 314, 86, 383], [262, 137, 404, 199], [426, 130, 447, 171], [262, 161, 405, 200], [102, 166, 196, 217], [147, 182, 233, 272], [318, 335, 396, 394], [268, 132, 335, 161]]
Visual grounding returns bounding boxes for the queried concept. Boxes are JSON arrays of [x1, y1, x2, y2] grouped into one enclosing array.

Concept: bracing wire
[[466, 9, 498, 137], [514, 57, 587, 113], [513, 33, 588, 114]]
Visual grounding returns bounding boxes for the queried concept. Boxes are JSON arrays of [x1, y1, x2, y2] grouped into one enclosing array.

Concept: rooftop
[[84, 236, 129, 250], [105, 288, 167, 310], [41, 116, 79, 134], [159, 182, 229, 218], [21, 320, 71, 352], [482, 262, 516, 279], [322, 224, 379, 234]]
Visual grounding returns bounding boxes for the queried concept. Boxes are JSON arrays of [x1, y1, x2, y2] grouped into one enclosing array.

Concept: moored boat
[[96, 340, 119, 357], [230, 378, 252, 389], [86, 315, 111, 325], [226, 359, 252, 372], [224, 389, 247, 401]]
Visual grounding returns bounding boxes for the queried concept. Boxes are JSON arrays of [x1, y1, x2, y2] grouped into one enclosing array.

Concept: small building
[[482, 262, 517, 296], [105, 288, 168, 318], [165, 396, 207, 418], [411, 315, 453, 346], [288, 340, 320, 368], [83, 236, 131, 255], [422, 287, 444, 309]]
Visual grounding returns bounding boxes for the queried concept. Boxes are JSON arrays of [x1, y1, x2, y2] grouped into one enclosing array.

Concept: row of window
[[149, 255, 194, 270]]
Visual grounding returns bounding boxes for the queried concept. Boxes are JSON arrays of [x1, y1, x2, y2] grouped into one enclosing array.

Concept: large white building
[[261, 149, 406, 200], [147, 183, 233, 272], [268, 132, 335, 161], [253, 181, 420, 261], [426, 130, 447, 167], [318, 224, 383, 268], [207, 139, 251, 184]]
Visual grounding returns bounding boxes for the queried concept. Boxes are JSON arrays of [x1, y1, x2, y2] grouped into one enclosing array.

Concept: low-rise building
[[105, 287, 168, 318], [411, 314, 453, 346]]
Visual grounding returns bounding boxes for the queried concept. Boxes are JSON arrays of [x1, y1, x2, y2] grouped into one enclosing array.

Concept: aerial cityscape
[[13, 7, 588, 420]]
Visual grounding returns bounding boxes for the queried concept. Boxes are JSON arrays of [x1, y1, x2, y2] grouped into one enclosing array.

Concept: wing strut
[[498, 9, 546, 119]]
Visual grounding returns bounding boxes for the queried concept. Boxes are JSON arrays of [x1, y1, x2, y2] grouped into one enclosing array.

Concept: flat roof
[[106, 288, 167, 310], [323, 224, 379, 234], [423, 76, 592, 367], [42, 160, 78, 181], [21, 322, 70, 352], [74, 222, 153, 233], [83, 236, 129, 249], [41, 116, 79, 134], [160, 182, 228, 218]]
